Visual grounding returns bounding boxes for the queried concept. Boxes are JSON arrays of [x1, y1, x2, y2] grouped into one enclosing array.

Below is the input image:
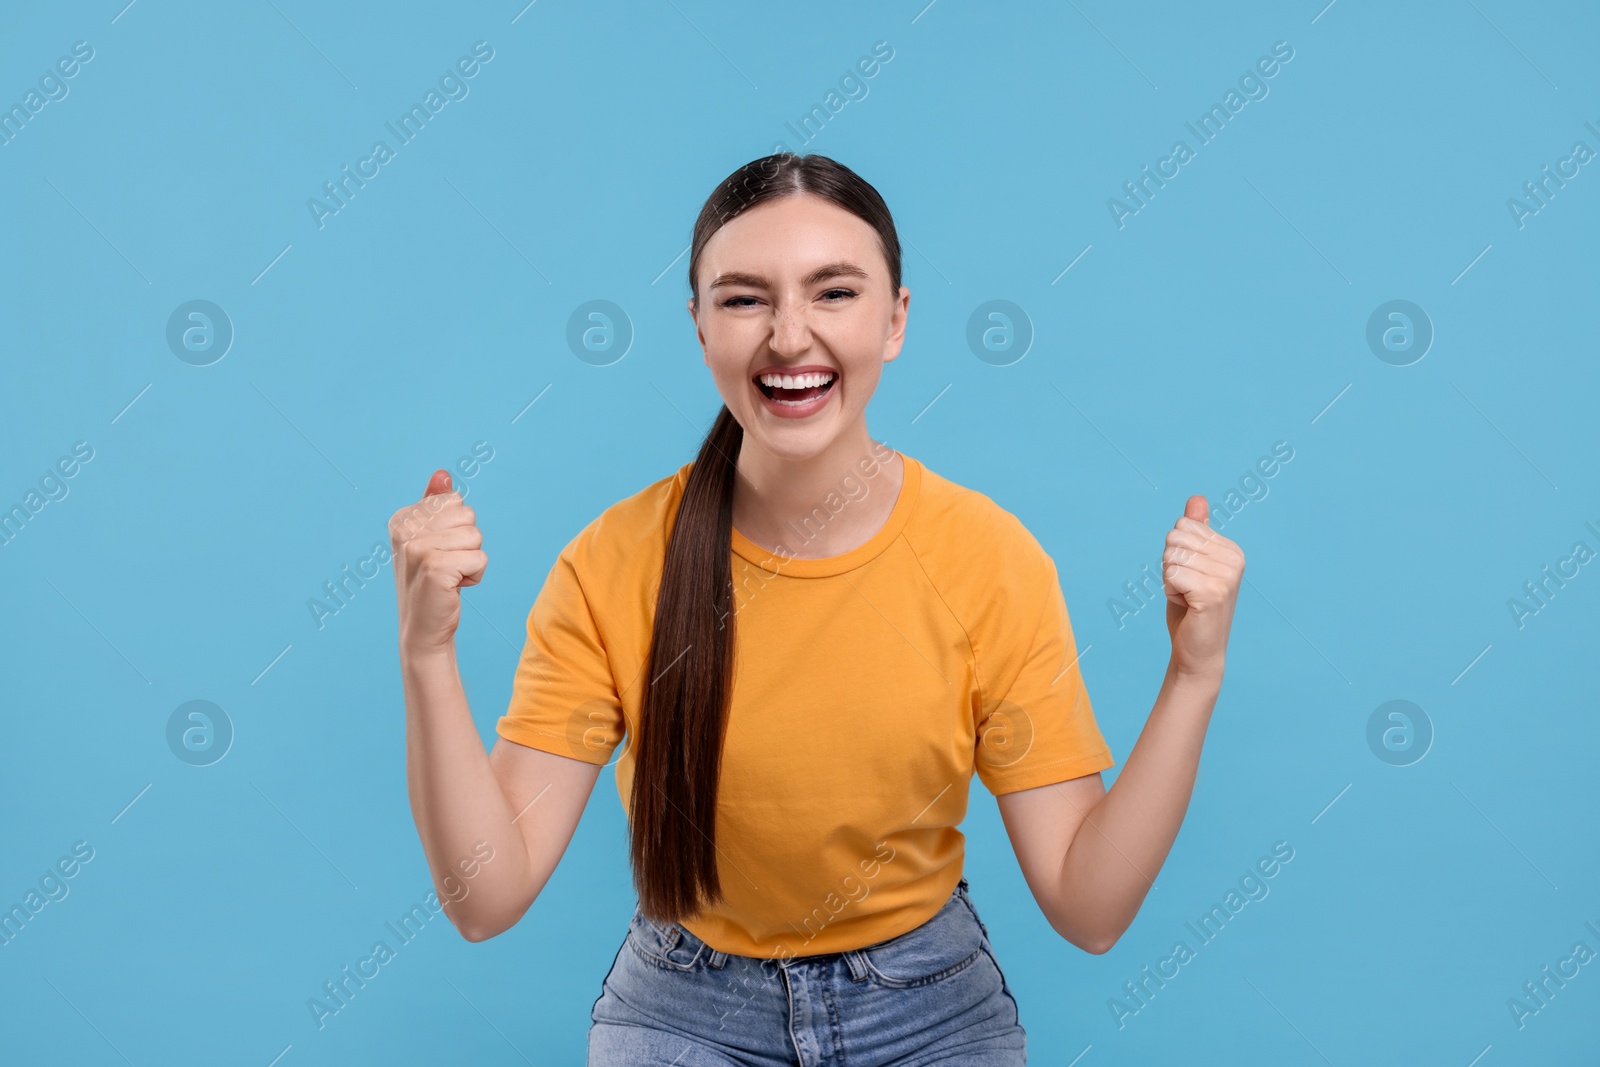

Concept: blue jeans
[[588, 877, 1027, 1065]]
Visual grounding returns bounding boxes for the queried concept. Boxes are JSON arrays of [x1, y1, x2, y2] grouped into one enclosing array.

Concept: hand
[[389, 469, 488, 653], [1163, 495, 1244, 680]]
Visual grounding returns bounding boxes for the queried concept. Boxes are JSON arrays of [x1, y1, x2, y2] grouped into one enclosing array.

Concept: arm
[[997, 494, 1243, 954], [393, 470, 604, 943], [403, 644, 602, 942]]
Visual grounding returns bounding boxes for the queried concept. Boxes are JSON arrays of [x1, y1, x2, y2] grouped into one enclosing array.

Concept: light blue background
[[2, 0, 1597, 1063]]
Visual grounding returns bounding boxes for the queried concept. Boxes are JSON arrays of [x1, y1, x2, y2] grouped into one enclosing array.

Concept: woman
[[390, 153, 1245, 1064]]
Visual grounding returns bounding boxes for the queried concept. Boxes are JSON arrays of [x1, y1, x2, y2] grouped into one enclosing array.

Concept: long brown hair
[[629, 153, 904, 923]]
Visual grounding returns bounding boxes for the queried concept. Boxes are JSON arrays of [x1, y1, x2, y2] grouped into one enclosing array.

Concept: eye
[[719, 295, 759, 308], [820, 288, 857, 302]]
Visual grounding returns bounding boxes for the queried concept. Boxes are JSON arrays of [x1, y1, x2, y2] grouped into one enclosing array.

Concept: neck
[[731, 423, 903, 560]]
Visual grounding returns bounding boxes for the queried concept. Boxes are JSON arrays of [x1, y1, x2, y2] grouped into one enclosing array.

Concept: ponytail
[[629, 405, 743, 922], [630, 152, 901, 923]]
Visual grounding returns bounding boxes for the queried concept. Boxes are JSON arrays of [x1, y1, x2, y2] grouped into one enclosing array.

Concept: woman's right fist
[[389, 469, 488, 653]]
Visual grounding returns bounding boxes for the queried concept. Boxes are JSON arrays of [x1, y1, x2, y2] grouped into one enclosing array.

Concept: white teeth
[[758, 371, 835, 389]]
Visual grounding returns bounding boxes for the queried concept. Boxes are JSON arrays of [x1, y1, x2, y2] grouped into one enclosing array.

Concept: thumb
[[423, 469, 452, 497], [1184, 494, 1209, 526]]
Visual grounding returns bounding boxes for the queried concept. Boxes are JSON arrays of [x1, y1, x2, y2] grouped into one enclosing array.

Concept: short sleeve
[[974, 550, 1115, 795], [495, 536, 624, 766]]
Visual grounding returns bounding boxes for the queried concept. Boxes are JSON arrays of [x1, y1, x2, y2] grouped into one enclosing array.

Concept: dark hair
[[629, 153, 903, 924]]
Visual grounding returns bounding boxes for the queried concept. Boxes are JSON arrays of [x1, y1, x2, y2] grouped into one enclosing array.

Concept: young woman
[[391, 153, 1245, 1064]]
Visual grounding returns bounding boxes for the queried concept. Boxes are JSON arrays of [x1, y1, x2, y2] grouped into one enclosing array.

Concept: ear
[[686, 298, 710, 363], [883, 285, 911, 364]]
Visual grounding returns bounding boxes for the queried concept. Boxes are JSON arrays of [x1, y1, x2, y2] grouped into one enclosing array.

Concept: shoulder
[[905, 458, 1053, 573], [902, 457, 1060, 641]]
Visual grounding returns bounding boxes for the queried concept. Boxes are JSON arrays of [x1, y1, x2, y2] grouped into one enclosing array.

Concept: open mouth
[[755, 370, 837, 407]]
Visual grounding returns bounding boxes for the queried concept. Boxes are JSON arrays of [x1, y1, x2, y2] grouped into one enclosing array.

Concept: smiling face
[[689, 193, 909, 464]]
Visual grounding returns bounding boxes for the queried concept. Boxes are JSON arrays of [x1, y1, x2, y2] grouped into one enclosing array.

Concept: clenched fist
[[389, 469, 488, 653], [1163, 495, 1245, 680]]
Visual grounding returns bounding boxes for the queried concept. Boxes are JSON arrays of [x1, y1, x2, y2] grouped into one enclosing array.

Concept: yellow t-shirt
[[495, 450, 1115, 959]]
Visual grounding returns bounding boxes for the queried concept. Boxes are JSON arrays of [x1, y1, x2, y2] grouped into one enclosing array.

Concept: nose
[[769, 302, 812, 357]]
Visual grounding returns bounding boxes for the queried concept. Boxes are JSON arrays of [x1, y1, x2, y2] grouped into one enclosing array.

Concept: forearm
[[402, 641, 533, 939], [1056, 658, 1222, 950]]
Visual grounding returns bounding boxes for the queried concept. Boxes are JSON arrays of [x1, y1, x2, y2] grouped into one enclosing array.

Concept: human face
[[688, 193, 909, 463]]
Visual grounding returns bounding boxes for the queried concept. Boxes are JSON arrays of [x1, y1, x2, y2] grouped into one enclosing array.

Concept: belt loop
[[708, 947, 729, 969], [843, 949, 869, 982]]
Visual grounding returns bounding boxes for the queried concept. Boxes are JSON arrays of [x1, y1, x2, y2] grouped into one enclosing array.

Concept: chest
[[716, 563, 980, 808]]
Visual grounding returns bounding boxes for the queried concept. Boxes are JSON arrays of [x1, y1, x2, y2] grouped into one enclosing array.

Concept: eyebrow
[[708, 261, 872, 290]]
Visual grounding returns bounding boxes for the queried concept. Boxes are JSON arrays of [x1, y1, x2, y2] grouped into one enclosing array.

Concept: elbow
[[1081, 932, 1120, 955], [457, 922, 500, 943], [1051, 916, 1124, 955], [451, 896, 535, 943], [444, 900, 504, 943], [454, 909, 518, 942], [1082, 917, 1134, 955]]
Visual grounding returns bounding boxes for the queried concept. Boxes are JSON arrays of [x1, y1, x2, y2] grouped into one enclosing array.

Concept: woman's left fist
[[1163, 495, 1245, 680]]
